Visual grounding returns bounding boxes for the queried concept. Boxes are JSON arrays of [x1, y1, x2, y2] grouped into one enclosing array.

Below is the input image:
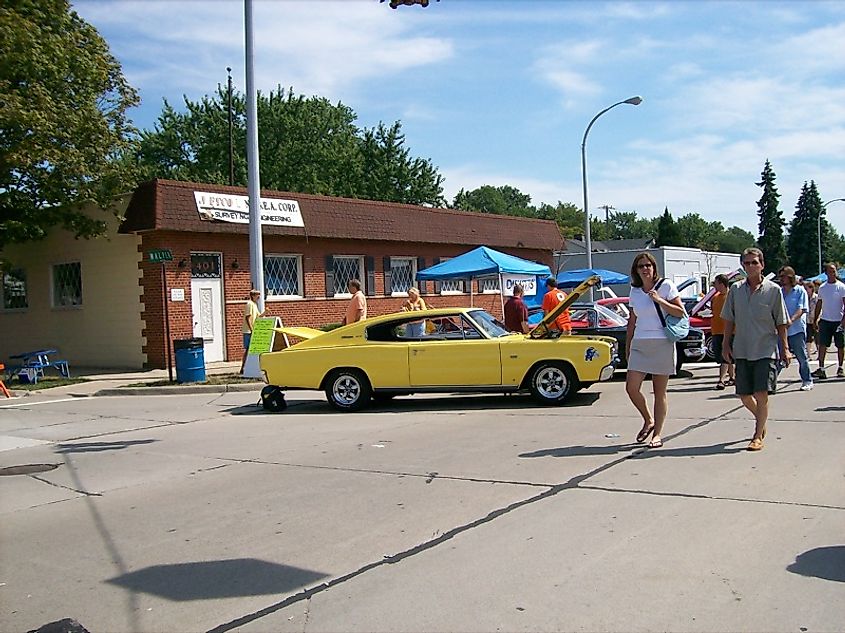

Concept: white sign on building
[[194, 192, 305, 227], [502, 274, 539, 296]]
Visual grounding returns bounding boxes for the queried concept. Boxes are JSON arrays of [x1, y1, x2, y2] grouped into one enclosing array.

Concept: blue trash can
[[173, 338, 206, 383]]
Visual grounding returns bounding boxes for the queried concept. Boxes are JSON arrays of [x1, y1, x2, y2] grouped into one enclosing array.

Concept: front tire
[[529, 362, 577, 405], [325, 369, 372, 412]]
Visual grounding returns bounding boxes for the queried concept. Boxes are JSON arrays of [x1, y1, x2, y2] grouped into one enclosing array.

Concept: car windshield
[[468, 309, 510, 338], [570, 303, 628, 328]]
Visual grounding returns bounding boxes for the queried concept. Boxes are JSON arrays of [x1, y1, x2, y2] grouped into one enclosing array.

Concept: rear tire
[[325, 369, 372, 412], [260, 385, 287, 412], [529, 362, 577, 405]]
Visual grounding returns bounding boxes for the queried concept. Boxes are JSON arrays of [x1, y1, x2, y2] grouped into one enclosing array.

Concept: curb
[[94, 382, 265, 396]]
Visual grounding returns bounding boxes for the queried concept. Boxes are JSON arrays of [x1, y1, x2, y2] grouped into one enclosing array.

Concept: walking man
[[812, 262, 845, 379], [722, 248, 791, 451], [778, 266, 813, 390], [240, 289, 263, 373]]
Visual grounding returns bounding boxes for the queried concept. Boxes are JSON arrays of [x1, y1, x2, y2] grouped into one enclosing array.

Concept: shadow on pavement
[[106, 558, 328, 600], [816, 406, 845, 412], [520, 439, 747, 459], [54, 439, 158, 454], [223, 392, 601, 416], [787, 546, 845, 582]]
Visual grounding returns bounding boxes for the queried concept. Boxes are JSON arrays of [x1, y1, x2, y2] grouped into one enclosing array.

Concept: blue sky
[[74, 0, 845, 236]]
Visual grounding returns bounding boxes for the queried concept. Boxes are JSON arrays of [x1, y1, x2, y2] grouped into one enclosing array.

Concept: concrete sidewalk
[[3, 361, 265, 399]]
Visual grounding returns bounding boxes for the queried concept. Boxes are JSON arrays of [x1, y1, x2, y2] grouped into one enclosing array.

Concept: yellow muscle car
[[259, 276, 616, 412]]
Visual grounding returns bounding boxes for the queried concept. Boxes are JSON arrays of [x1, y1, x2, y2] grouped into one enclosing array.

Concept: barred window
[[333, 256, 363, 296], [265, 255, 302, 297], [479, 276, 500, 293], [390, 257, 416, 295], [1, 268, 27, 310], [52, 262, 82, 307]]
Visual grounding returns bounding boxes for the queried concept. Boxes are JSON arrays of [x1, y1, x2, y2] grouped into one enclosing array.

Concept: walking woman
[[625, 252, 686, 448]]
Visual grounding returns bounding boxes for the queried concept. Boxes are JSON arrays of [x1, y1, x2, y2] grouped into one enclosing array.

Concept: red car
[[597, 296, 714, 360]]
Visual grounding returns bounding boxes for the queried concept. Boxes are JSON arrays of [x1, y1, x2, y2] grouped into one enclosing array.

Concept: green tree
[[755, 159, 787, 274], [714, 226, 755, 254], [535, 201, 584, 237], [655, 207, 683, 246], [602, 211, 657, 240], [0, 0, 139, 247], [787, 181, 824, 277], [675, 213, 721, 249], [359, 122, 444, 205], [452, 185, 534, 216], [135, 87, 444, 206]]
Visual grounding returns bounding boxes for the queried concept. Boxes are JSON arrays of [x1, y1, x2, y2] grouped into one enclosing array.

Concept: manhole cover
[[0, 463, 60, 476]]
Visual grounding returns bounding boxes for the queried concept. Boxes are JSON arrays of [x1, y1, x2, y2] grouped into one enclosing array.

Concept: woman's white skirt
[[628, 337, 676, 375]]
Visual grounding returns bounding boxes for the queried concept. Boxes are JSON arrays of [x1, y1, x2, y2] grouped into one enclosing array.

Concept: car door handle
[[509, 354, 518, 359]]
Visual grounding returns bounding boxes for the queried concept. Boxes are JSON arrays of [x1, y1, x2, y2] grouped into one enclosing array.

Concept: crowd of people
[[626, 250, 845, 453]]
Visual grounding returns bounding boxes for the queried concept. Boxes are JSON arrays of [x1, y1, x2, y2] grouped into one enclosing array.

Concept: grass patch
[[121, 373, 263, 388], [8, 376, 90, 391]]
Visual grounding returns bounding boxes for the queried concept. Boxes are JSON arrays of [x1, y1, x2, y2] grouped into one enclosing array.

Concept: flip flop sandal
[[747, 438, 764, 451], [715, 381, 726, 390], [636, 424, 655, 443], [647, 438, 663, 448]]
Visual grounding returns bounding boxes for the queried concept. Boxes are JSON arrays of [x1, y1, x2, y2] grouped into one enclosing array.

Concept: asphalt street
[[1, 363, 843, 633]]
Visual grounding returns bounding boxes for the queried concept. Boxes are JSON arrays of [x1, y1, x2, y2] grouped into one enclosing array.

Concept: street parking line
[[0, 397, 82, 409]]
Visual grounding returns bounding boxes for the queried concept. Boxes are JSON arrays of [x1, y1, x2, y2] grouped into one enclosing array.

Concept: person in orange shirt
[[343, 279, 367, 325], [710, 274, 735, 389], [541, 277, 571, 333]]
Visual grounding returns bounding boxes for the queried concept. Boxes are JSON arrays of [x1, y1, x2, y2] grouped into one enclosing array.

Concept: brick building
[[1, 179, 563, 369]]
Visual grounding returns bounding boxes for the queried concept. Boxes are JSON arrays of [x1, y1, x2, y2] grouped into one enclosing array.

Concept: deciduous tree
[[135, 87, 444, 206], [0, 0, 139, 247]]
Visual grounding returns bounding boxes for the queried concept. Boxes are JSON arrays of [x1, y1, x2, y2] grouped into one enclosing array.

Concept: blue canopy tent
[[416, 246, 551, 314], [556, 268, 630, 288], [808, 268, 845, 282]]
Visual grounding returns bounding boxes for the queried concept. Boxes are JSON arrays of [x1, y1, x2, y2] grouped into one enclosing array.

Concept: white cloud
[[75, 0, 454, 104]]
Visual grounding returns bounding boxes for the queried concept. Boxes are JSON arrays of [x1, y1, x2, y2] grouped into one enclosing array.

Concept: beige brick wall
[[0, 206, 145, 369]]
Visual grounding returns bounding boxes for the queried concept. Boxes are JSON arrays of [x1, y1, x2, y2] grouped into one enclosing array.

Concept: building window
[[1, 268, 27, 310], [52, 262, 82, 307], [389, 257, 417, 296], [479, 276, 500, 293], [264, 254, 303, 298], [333, 256, 363, 297]]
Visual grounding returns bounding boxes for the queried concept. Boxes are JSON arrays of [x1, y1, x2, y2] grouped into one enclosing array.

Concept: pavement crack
[[578, 484, 845, 511], [29, 473, 101, 497]]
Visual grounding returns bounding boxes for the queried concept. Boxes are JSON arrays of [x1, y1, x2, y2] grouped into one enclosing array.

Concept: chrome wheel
[[325, 369, 371, 412], [529, 362, 576, 405]]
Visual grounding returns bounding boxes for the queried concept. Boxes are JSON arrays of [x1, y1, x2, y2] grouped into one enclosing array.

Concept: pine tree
[[755, 160, 787, 274], [655, 207, 682, 246], [787, 181, 824, 277]]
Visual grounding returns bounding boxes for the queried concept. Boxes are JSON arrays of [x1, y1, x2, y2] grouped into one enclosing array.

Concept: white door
[[190, 253, 225, 362]]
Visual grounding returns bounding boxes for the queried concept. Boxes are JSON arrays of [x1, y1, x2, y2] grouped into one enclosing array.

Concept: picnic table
[[6, 349, 70, 384]]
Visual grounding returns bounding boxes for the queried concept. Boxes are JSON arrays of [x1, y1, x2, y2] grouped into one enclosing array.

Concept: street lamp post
[[580, 97, 642, 294], [819, 198, 845, 274]]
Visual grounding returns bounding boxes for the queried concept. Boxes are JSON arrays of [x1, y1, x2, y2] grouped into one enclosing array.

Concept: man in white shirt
[[812, 262, 845, 379]]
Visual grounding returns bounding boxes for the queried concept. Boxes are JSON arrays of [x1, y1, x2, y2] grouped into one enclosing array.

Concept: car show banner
[[242, 317, 285, 378], [194, 191, 305, 227], [501, 274, 539, 296]]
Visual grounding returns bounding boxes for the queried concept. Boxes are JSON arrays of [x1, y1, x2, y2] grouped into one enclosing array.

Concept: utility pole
[[227, 67, 234, 187], [599, 204, 615, 232]]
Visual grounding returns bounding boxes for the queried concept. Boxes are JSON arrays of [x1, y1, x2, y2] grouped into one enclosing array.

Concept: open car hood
[[274, 326, 325, 341], [529, 274, 603, 339]]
